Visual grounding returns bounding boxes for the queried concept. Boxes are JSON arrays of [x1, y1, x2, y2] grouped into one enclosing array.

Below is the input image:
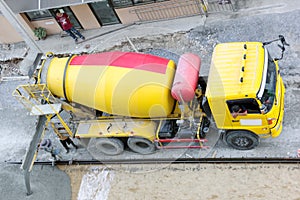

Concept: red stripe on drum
[[70, 51, 169, 74]]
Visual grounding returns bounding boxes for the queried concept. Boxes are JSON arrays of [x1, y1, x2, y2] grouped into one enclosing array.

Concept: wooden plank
[[30, 103, 62, 115], [0, 76, 29, 81]]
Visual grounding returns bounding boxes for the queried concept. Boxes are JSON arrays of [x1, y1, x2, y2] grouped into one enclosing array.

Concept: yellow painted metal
[[75, 119, 158, 141], [206, 42, 265, 129], [45, 57, 177, 118], [196, 119, 202, 147], [206, 42, 264, 99], [205, 42, 285, 138], [269, 74, 285, 137], [46, 57, 73, 98], [12, 84, 74, 137], [155, 120, 164, 146], [50, 114, 73, 138], [13, 84, 56, 114]]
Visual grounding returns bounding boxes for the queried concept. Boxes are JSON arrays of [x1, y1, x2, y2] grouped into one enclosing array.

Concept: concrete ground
[[1, 0, 300, 199]]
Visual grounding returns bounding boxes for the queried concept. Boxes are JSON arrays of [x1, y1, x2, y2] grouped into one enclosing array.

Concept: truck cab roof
[[206, 42, 265, 100]]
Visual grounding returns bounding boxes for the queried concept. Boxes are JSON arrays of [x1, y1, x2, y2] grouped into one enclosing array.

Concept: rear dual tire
[[88, 137, 156, 156], [88, 138, 124, 156], [127, 137, 156, 155]]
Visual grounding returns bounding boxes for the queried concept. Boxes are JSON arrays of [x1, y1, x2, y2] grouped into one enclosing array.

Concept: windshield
[[259, 52, 277, 113]]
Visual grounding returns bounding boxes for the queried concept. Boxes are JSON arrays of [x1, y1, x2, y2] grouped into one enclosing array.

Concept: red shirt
[[56, 13, 73, 30]]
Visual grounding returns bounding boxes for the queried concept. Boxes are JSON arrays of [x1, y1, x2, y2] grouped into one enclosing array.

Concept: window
[[133, 0, 155, 4], [111, 0, 168, 8], [111, 0, 133, 7], [26, 10, 53, 21], [227, 99, 261, 115], [89, 1, 120, 25], [259, 52, 277, 113]]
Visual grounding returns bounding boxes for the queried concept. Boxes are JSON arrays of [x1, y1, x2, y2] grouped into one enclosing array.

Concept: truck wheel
[[127, 137, 156, 155], [224, 131, 259, 150], [89, 138, 124, 155]]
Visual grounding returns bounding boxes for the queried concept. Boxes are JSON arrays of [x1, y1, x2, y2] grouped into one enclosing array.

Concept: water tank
[[171, 53, 201, 102]]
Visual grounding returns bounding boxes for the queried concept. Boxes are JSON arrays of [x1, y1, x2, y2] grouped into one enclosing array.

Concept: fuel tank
[[42, 51, 176, 118]]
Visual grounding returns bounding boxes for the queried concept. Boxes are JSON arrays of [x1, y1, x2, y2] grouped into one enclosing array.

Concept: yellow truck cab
[[205, 40, 286, 150]]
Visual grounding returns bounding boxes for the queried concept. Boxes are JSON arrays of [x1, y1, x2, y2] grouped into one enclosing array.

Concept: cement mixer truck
[[13, 36, 287, 155]]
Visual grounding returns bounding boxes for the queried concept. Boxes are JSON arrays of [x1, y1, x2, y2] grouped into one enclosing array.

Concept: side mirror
[[263, 35, 289, 61], [260, 104, 267, 114]]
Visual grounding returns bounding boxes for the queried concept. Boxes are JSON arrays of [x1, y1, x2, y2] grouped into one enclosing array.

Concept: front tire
[[127, 137, 156, 154], [224, 131, 259, 150]]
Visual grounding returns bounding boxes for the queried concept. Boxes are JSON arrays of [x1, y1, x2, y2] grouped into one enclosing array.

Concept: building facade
[[0, 0, 234, 44]]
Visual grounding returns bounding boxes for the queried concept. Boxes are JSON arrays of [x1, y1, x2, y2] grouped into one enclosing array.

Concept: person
[[55, 10, 85, 43], [59, 136, 78, 153], [39, 138, 61, 161], [231, 105, 247, 118]]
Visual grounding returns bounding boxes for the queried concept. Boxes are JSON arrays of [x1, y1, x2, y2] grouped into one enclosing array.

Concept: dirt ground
[[60, 163, 300, 200]]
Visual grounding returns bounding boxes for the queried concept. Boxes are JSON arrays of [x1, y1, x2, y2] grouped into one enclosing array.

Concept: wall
[[70, 4, 101, 29], [30, 18, 61, 35], [0, 15, 23, 44], [115, 0, 199, 24], [115, 7, 140, 24], [0, 1, 200, 44]]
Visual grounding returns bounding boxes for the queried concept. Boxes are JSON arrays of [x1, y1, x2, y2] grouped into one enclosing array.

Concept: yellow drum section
[[46, 52, 176, 118]]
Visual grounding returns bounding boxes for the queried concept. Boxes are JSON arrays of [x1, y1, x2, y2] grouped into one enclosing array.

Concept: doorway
[[50, 7, 83, 29], [89, 0, 120, 26]]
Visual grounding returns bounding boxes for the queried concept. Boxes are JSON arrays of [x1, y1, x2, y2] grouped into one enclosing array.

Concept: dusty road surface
[[62, 163, 300, 200], [1, 1, 300, 200]]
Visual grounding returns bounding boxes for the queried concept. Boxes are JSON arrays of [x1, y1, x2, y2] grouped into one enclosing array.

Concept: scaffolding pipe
[[0, 0, 42, 53], [21, 115, 47, 195]]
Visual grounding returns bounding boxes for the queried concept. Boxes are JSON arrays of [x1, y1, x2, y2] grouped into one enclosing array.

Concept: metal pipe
[[21, 115, 47, 195], [7, 157, 300, 165], [24, 171, 32, 195]]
